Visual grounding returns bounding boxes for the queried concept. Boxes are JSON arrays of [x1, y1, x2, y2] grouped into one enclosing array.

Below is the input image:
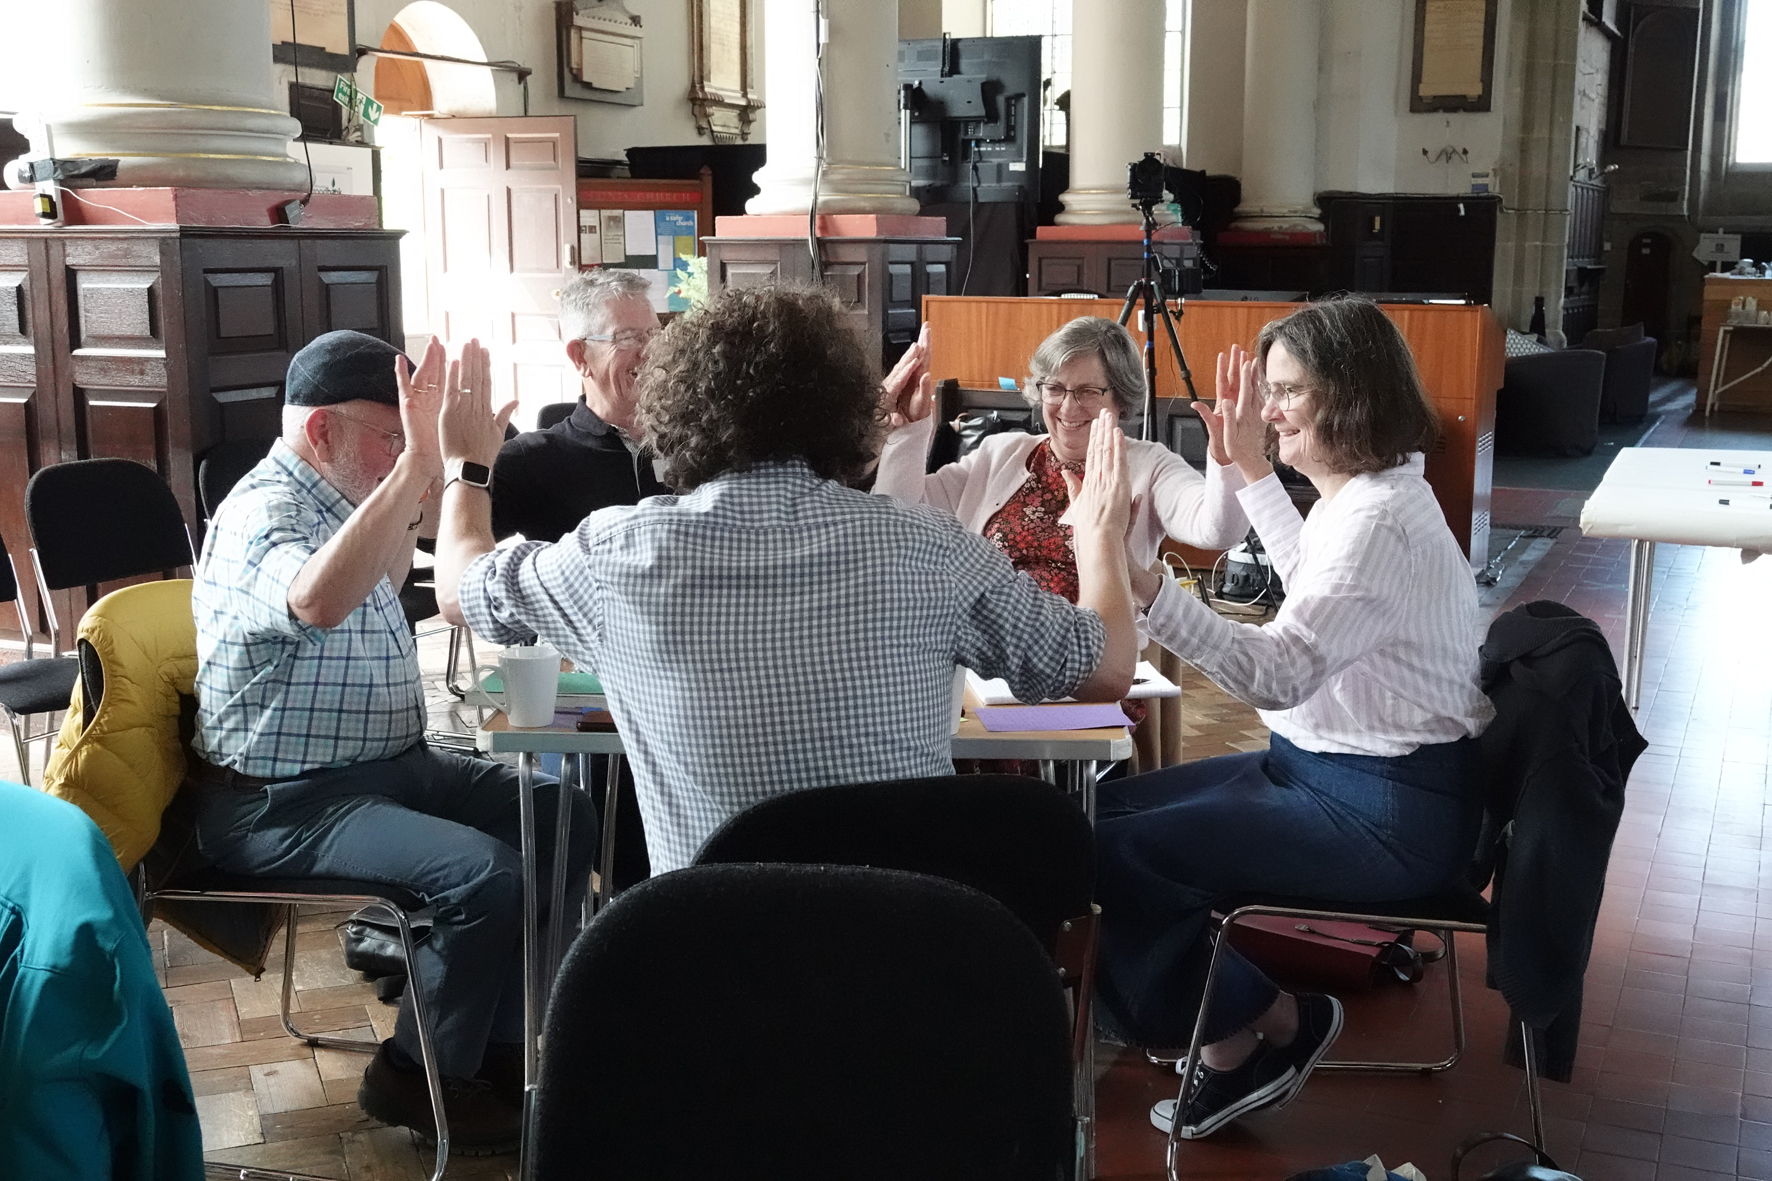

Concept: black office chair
[[534, 863, 1075, 1181], [25, 458, 195, 656], [196, 437, 276, 520], [534, 401, 577, 431], [0, 549, 79, 783], [695, 774, 1099, 1064]]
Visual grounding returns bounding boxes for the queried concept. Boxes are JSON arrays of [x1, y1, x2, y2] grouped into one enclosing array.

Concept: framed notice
[[1411, 0, 1497, 113], [689, 0, 763, 143], [271, 0, 356, 74]]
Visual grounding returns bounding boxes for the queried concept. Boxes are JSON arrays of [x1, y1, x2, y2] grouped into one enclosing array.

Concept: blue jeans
[[1095, 733, 1480, 1048], [186, 745, 596, 1077]]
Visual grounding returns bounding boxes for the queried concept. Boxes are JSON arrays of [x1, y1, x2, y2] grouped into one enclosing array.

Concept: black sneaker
[[1268, 992, 1344, 1108], [358, 1040, 522, 1155], [1149, 1039, 1298, 1140]]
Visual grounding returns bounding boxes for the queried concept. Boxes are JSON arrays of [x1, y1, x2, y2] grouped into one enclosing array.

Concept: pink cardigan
[[873, 414, 1250, 570]]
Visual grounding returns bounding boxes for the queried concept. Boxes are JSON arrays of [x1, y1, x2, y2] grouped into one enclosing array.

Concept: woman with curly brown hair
[[1097, 297, 1494, 1141], [435, 284, 1140, 871]]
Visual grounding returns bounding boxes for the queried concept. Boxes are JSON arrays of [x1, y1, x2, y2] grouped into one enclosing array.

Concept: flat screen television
[[897, 35, 1042, 206]]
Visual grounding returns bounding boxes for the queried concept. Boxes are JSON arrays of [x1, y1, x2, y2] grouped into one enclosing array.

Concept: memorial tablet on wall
[[558, 0, 645, 107], [1411, 0, 1498, 113]]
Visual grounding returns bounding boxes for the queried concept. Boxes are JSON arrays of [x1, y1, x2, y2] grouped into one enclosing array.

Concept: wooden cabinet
[[707, 234, 958, 364], [920, 295, 1502, 566], [0, 226, 402, 642]]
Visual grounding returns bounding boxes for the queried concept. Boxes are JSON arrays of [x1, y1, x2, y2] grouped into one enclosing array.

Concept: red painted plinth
[[0, 188, 381, 229], [1035, 224, 1198, 241], [713, 214, 949, 239], [1218, 229, 1326, 247]]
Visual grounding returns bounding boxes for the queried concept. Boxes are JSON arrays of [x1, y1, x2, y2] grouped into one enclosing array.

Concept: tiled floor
[[144, 401, 1772, 1179]]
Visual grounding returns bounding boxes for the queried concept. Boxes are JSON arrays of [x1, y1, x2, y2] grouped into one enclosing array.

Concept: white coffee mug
[[469, 643, 562, 729]]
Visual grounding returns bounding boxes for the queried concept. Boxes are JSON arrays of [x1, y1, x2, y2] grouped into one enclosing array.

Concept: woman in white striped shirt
[[1098, 297, 1496, 1141]]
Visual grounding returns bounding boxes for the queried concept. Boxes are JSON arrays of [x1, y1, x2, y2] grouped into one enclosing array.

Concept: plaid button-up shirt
[[192, 440, 424, 778], [459, 461, 1106, 872]]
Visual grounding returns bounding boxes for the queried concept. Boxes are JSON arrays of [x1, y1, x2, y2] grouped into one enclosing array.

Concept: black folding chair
[[0, 548, 79, 783], [534, 402, 577, 431], [534, 863, 1075, 1181], [24, 458, 194, 655], [196, 437, 276, 521]]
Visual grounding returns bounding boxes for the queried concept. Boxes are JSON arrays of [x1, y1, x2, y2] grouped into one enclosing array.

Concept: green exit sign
[[358, 94, 383, 126]]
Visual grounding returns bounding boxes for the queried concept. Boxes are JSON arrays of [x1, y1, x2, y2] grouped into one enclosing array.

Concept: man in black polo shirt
[[490, 268, 668, 543]]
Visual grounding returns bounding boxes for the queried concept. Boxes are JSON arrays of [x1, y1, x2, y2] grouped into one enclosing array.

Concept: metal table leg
[[1624, 539, 1655, 709], [516, 751, 540, 1181], [594, 753, 623, 914], [545, 754, 577, 984]]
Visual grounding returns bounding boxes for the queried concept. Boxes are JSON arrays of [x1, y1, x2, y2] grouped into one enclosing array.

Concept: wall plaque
[[689, 0, 762, 143]]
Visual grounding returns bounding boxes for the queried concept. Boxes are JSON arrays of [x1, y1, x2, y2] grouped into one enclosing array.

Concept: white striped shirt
[[1147, 457, 1493, 757]]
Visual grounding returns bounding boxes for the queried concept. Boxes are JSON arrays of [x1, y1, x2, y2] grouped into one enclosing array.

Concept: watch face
[[462, 461, 492, 486]]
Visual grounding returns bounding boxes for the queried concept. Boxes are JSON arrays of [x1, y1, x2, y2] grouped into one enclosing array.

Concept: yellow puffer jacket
[[42, 580, 197, 873]]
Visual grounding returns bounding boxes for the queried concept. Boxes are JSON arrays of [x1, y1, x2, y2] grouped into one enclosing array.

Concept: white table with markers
[[1580, 447, 1772, 707], [476, 667, 1166, 1179]]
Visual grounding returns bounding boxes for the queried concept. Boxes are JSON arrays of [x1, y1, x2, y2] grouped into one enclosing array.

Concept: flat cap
[[285, 330, 409, 407]]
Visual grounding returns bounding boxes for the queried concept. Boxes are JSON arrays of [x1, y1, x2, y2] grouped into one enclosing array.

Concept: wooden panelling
[[79, 386, 168, 469], [205, 271, 285, 353], [315, 270, 383, 335], [0, 226, 402, 643], [73, 270, 160, 350], [0, 272, 27, 343], [507, 135, 562, 169], [508, 189, 563, 273], [707, 235, 959, 363], [921, 295, 1502, 563]]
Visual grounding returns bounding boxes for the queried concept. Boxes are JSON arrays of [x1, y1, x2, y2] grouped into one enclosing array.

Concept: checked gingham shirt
[[459, 461, 1107, 872], [192, 440, 425, 778]]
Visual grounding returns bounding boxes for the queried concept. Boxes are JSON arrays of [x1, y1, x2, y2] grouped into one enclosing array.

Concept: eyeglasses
[[1259, 380, 1316, 409], [329, 410, 405, 457], [1035, 381, 1114, 409], [584, 327, 661, 351]]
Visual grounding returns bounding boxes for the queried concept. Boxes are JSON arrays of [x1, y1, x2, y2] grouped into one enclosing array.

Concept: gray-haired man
[[489, 268, 668, 543]]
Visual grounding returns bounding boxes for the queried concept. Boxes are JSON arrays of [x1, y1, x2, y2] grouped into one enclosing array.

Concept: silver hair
[[1024, 317, 1144, 421], [281, 403, 318, 444], [558, 268, 653, 342]]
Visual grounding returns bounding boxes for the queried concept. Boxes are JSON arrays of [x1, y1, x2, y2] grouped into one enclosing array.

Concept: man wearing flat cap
[[184, 329, 592, 1152]]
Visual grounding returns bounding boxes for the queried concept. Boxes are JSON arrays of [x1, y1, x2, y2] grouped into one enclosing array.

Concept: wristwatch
[[444, 457, 492, 492]]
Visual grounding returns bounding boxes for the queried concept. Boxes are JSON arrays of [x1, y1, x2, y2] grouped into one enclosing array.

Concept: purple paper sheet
[[974, 703, 1132, 732]]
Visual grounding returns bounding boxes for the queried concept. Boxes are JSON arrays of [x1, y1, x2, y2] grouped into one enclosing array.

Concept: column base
[[1055, 186, 1142, 226], [11, 106, 309, 192], [744, 163, 920, 218]]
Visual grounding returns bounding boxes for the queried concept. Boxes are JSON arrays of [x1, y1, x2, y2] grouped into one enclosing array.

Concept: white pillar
[[8, 0, 307, 191], [1057, 0, 1167, 226], [746, 0, 919, 216], [1231, 0, 1323, 232]]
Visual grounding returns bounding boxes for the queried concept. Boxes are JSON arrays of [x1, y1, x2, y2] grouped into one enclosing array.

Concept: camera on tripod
[[1127, 151, 1168, 208]]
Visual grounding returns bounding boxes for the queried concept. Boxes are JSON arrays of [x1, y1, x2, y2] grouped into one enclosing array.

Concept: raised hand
[[1197, 344, 1271, 483], [437, 339, 517, 471], [1062, 409, 1131, 539], [395, 335, 447, 477], [879, 321, 933, 428]]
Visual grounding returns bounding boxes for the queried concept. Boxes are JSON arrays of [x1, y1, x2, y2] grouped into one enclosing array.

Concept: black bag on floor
[[340, 907, 432, 980]]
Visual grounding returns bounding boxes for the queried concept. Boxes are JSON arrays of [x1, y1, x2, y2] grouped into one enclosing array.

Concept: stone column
[[746, 0, 919, 216], [1057, 0, 1166, 225], [1230, 0, 1323, 232], [8, 0, 306, 190]]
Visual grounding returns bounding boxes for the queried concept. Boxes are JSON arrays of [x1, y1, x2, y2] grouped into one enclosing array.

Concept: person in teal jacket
[[0, 782, 202, 1180]]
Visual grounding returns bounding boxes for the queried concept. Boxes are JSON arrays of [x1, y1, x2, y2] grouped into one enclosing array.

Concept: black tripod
[[1115, 199, 1198, 442]]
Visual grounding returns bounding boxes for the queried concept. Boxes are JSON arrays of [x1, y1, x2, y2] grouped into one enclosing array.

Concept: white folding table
[[1580, 446, 1772, 707]]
